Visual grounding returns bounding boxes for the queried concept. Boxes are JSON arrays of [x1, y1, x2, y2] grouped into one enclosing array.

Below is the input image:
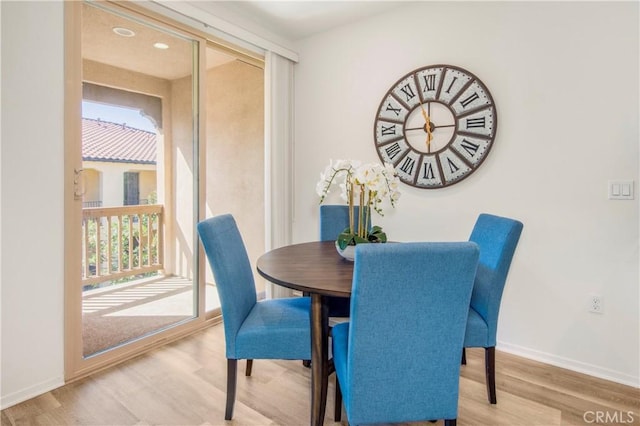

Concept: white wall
[[293, 2, 639, 386], [0, 0, 637, 411], [1, 1, 66, 407]]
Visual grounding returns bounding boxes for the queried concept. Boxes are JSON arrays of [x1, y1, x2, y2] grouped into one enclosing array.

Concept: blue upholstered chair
[[319, 205, 367, 242], [333, 242, 479, 426], [197, 214, 311, 420], [319, 205, 368, 317], [463, 213, 523, 404]]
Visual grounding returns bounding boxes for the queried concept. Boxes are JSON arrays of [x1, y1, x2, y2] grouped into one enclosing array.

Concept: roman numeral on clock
[[459, 92, 479, 108], [381, 124, 397, 135], [400, 84, 416, 102], [445, 76, 458, 94], [399, 156, 415, 175], [385, 103, 402, 117], [466, 117, 486, 129], [423, 74, 436, 92], [385, 142, 402, 160], [422, 162, 435, 180], [446, 157, 460, 174], [460, 139, 480, 157]]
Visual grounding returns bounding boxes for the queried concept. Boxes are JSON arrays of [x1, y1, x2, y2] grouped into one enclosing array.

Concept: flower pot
[[335, 242, 355, 261]]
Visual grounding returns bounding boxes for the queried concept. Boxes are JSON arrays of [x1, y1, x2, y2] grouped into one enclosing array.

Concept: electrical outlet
[[589, 294, 603, 314]]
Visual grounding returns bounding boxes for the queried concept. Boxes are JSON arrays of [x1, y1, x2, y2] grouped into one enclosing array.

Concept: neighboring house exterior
[[82, 117, 157, 207]]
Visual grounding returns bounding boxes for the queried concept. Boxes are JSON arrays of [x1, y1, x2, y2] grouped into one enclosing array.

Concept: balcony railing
[[82, 205, 164, 286]]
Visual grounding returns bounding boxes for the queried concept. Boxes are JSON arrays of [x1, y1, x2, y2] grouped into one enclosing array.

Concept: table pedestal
[[310, 294, 329, 426]]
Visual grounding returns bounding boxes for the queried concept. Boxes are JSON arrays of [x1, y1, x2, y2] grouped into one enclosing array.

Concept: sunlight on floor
[[82, 276, 220, 315], [81, 276, 222, 355]]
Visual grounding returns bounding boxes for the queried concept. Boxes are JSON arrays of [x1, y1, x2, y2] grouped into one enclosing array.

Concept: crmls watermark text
[[583, 410, 636, 424]]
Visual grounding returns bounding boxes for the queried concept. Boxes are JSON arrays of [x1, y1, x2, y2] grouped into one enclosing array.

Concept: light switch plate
[[608, 180, 634, 200]]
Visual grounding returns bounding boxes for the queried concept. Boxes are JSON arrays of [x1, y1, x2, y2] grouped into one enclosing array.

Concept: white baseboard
[[498, 341, 640, 388], [0, 376, 64, 410]]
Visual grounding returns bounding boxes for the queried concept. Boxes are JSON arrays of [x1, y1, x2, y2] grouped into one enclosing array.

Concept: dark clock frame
[[374, 64, 498, 189]]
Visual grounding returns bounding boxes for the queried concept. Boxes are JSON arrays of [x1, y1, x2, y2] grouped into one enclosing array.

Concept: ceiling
[[192, 1, 407, 41], [82, 2, 404, 81], [82, 3, 236, 81]]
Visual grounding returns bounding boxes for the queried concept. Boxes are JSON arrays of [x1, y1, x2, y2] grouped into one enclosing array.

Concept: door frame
[[63, 0, 214, 381]]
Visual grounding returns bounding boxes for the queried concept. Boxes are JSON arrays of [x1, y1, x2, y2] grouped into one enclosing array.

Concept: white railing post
[[81, 205, 164, 286]]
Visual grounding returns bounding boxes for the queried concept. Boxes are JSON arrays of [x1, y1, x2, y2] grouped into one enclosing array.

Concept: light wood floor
[[2, 324, 639, 425]]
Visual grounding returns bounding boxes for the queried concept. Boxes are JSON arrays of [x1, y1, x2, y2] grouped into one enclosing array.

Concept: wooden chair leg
[[302, 292, 311, 368], [444, 419, 457, 426], [485, 346, 497, 404], [461, 347, 467, 365], [334, 379, 342, 421], [245, 359, 253, 376], [226, 359, 238, 420]]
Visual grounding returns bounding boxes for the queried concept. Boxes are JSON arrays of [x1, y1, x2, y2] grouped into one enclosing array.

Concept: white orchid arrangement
[[316, 159, 401, 248]]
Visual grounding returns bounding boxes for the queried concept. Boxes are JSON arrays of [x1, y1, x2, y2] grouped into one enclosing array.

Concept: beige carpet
[[82, 276, 194, 356], [82, 314, 191, 356]]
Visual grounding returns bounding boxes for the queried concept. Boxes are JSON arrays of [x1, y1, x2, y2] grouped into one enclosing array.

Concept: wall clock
[[374, 64, 497, 189]]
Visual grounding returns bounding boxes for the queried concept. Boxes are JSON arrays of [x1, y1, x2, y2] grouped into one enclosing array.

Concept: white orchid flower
[[317, 159, 401, 225]]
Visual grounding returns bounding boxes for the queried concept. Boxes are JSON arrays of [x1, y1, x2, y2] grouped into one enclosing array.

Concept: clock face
[[374, 65, 497, 189]]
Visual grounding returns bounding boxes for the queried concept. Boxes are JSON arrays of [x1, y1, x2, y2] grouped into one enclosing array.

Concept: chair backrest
[[319, 204, 368, 241], [468, 213, 524, 345], [197, 214, 257, 357], [346, 242, 479, 424]]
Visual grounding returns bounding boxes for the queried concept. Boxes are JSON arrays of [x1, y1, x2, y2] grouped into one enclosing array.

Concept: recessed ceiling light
[[153, 42, 169, 50], [112, 27, 135, 37]]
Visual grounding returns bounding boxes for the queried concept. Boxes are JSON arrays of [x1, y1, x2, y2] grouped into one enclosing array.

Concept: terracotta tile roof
[[83, 118, 156, 164]]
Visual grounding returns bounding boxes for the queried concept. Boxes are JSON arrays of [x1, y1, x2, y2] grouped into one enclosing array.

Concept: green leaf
[[336, 226, 388, 248], [336, 232, 356, 249], [367, 227, 387, 243], [353, 235, 369, 244]]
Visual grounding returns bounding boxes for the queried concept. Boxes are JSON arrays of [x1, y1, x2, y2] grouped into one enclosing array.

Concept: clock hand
[[406, 123, 456, 131], [419, 101, 429, 123], [418, 102, 434, 153], [432, 123, 455, 129], [404, 122, 455, 133]]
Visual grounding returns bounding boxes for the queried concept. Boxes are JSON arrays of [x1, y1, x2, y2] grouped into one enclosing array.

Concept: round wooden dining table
[[256, 241, 353, 426]]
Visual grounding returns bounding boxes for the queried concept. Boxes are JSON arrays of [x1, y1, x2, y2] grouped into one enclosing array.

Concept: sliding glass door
[[203, 43, 266, 312], [65, 1, 205, 379], [65, 0, 266, 380]]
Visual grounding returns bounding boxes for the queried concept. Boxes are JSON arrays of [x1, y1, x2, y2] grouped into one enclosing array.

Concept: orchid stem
[[348, 181, 354, 235]]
